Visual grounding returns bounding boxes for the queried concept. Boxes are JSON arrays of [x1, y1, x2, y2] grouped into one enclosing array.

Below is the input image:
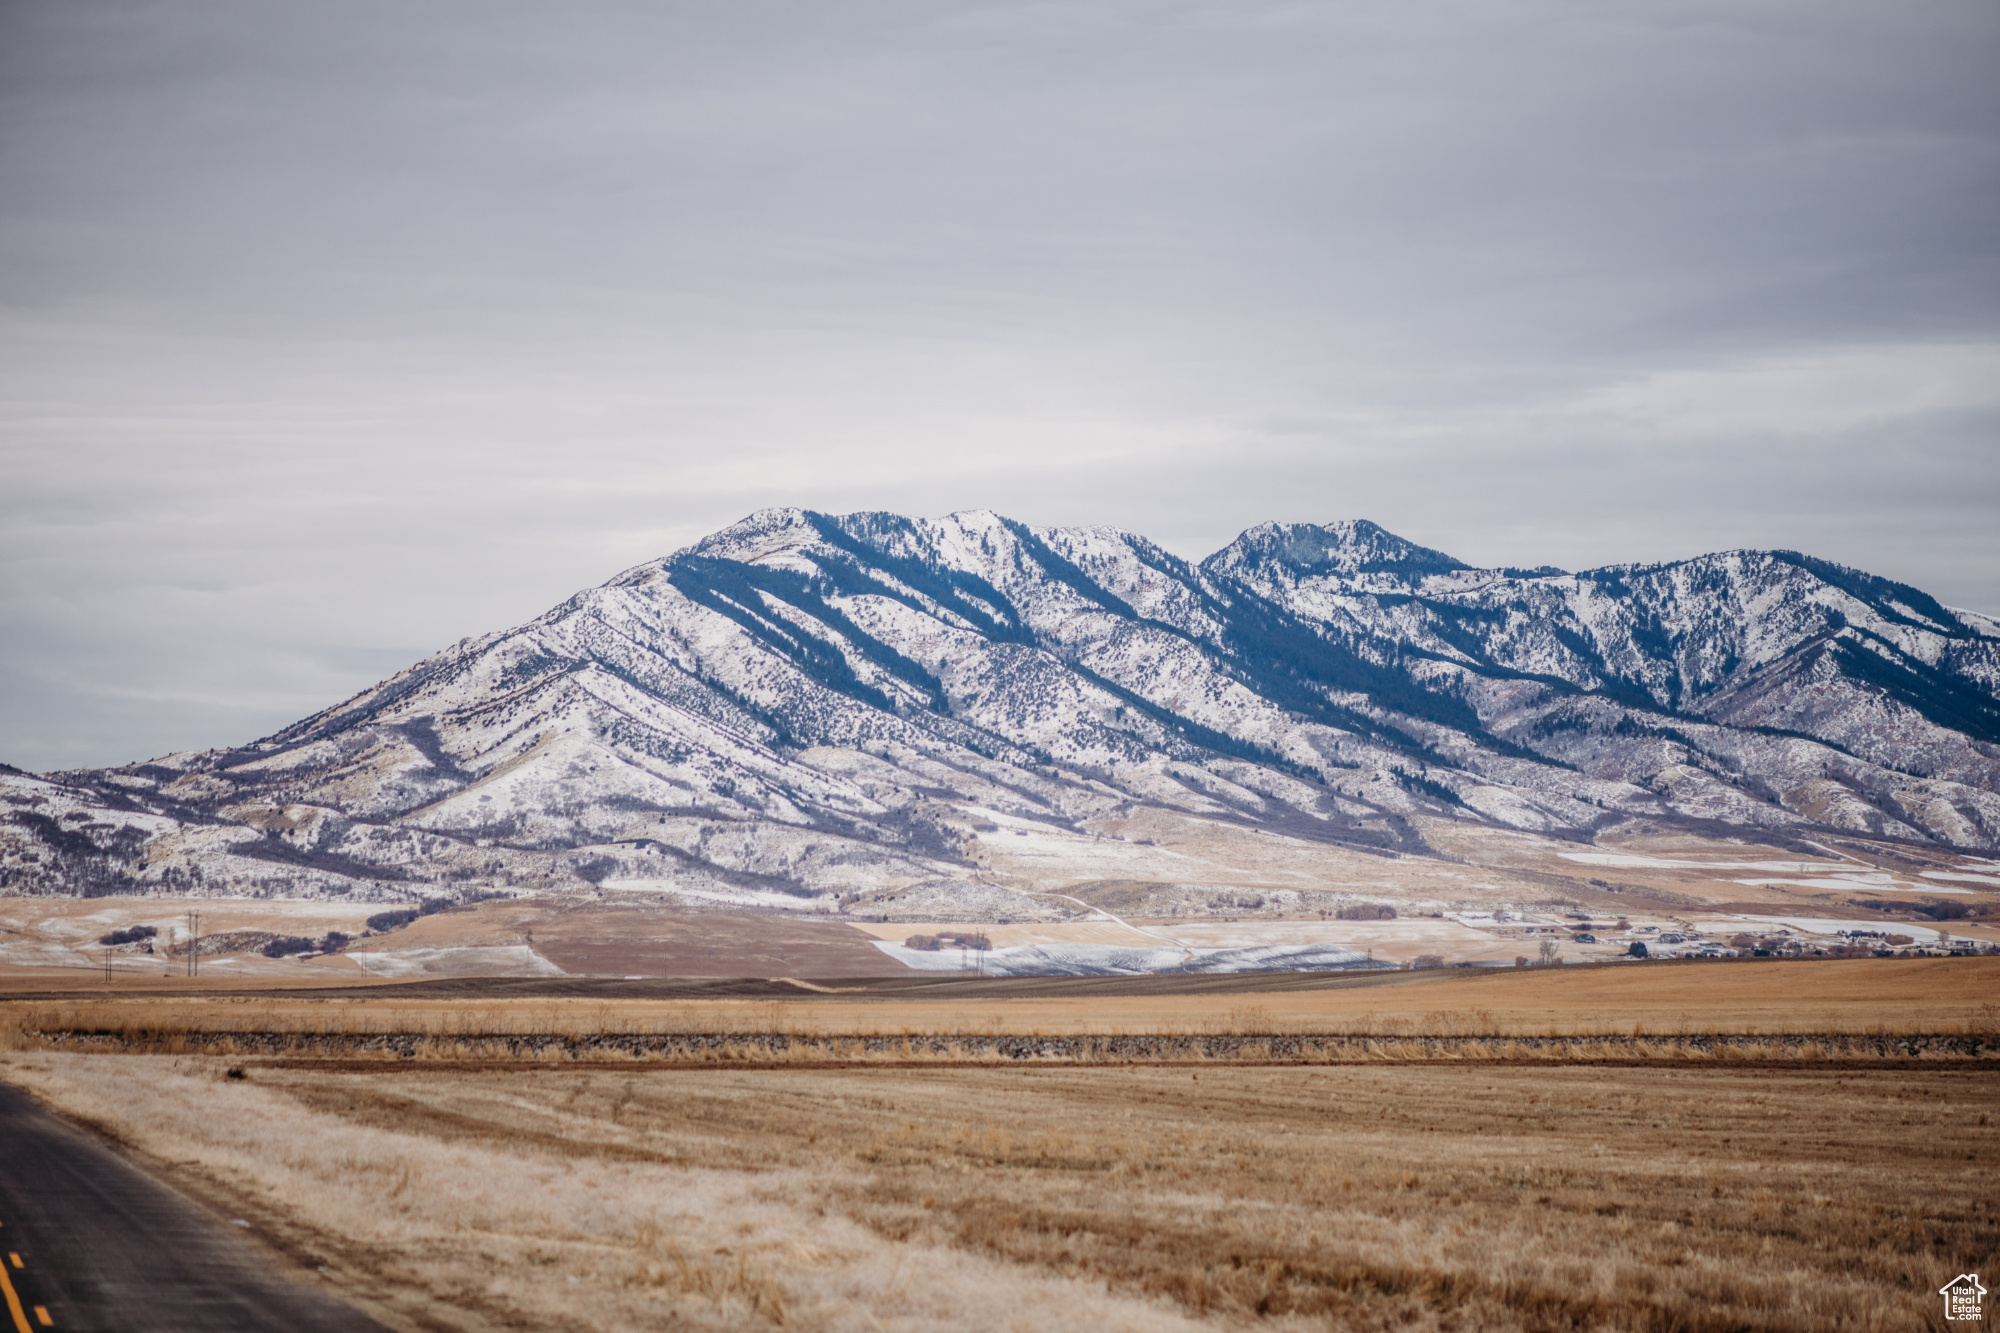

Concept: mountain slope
[[5, 509, 1999, 910]]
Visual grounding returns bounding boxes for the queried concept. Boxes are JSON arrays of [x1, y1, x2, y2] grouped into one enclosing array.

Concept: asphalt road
[[0, 1083, 387, 1332]]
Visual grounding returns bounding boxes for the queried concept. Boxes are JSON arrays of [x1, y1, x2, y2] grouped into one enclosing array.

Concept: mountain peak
[[1204, 519, 1469, 580], [681, 506, 822, 563]]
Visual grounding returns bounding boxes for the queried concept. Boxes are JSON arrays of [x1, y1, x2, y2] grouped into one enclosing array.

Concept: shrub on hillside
[[1335, 903, 1396, 920], [1914, 902, 1972, 921], [367, 890, 512, 936], [905, 931, 992, 952]]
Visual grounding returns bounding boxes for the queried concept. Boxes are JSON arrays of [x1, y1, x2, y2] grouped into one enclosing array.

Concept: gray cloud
[[3, 0, 1997, 769]]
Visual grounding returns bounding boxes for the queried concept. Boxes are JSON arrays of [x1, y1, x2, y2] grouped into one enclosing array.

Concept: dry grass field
[[1, 1052, 1993, 1332], [3, 960, 1995, 1329], [7, 957, 1997, 1048]]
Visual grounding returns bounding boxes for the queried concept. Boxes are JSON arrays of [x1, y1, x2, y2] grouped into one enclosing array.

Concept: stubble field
[[2, 958, 1997, 1331], [7, 956, 1996, 1049], [0, 1053, 1993, 1332]]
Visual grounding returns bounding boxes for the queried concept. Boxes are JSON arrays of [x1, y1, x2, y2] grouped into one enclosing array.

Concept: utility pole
[[103, 946, 112, 986], [186, 910, 201, 978]]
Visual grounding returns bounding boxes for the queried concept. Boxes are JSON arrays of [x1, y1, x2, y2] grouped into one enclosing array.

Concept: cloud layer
[[3, 0, 1997, 768]]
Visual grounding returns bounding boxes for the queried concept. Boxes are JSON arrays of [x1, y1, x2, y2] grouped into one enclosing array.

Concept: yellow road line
[[0, 1249, 31, 1333], [30, 1307, 47, 1328]]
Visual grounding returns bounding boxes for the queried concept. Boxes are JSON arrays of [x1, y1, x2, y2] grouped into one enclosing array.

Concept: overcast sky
[[3, 0, 1997, 771]]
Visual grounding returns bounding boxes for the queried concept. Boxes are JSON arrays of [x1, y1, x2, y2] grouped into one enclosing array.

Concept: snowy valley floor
[[4, 819, 1999, 986]]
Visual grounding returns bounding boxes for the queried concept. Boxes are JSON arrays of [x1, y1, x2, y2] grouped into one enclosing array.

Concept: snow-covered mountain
[[6, 508, 1999, 908]]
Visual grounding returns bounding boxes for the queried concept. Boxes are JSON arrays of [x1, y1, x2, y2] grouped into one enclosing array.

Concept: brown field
[[2, 1051, 1994, 1331], [0, 895, 909, 980], [5, 960, 1995, 1329], [7, 957, 1997, 1047]]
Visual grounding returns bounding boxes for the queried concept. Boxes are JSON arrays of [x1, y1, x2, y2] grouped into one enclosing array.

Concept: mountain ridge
[[4, 508, 1997, 913]]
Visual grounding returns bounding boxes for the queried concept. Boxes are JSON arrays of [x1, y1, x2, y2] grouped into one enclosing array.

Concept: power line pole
[[103, 946, 112, 986]]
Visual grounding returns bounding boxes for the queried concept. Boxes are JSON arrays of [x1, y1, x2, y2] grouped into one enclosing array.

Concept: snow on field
[[1559, 853, 1846, 872], [1556, 849, 1971, 896], [1730, 877, 1965, 893], [1179, 944, 1392, 974], [0, 940, 97, 969], [872, 941, 1182, 975], [857, 914, 1607, 972], [601, 879, 840, 911], [1726, 917, 1959, 945], [867, 938, 1389, 977], [349, 945, 564, 978]]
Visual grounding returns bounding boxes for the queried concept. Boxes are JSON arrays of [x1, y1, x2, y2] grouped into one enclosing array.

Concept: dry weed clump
[[1, 1054, 1992, 1332]]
